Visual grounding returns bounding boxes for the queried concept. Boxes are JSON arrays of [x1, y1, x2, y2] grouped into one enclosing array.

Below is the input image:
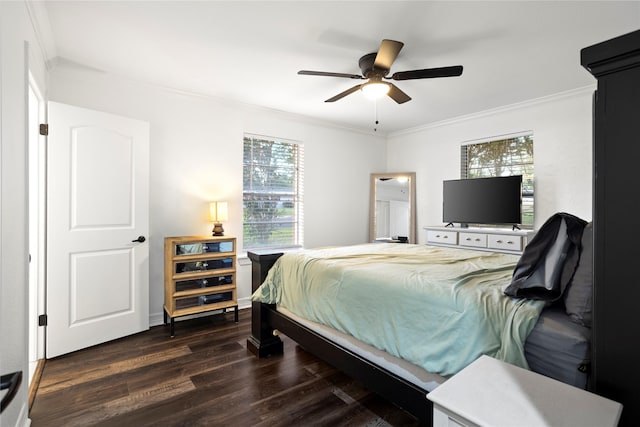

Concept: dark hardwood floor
[[30, 309, 419, 426]]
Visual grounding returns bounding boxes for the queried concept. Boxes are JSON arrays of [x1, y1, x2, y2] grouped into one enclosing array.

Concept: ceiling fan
[[298, 39, 463, 104]]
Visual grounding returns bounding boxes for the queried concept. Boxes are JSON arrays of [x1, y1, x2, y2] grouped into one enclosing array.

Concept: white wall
[[6, 5, 598, 395], [387, 87, 594, 241], [48, 64, 386, 324], [47, 64, 596, 327], [0, 2, 49, 426]]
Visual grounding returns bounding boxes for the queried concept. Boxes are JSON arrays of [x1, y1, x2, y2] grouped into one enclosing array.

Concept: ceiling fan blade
[[391, 65, 463, 80], [298, 70, 364, 79], [374, 39, 404, 70], [325, 84, 364, 102], [387, 83, 411, 104]]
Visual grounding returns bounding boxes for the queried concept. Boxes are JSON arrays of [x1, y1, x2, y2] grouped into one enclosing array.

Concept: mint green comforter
[[252, 243, 545, 376]]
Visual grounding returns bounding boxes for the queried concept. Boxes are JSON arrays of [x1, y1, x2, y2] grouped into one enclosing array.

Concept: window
[[461, 134, 534, 227], [243, 134, 304, 250]]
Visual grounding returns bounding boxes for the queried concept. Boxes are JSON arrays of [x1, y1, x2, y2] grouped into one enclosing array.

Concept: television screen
[[443, 175, 522, 226]]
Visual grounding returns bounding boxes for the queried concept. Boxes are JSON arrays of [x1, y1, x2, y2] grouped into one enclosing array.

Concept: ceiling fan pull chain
[[374, 99, 379, 132]]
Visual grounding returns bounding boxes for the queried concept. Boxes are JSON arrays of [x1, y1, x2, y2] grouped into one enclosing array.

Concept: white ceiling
[[41, 1, 640, 134]]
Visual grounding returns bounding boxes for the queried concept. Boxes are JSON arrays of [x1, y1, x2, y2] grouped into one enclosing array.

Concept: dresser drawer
[[175, 240, 234, 256], [175, 257, 234, 275], [427, 230, 458, 245], [174, 291, 235, 310], [174, 273, 234, 293], [488, 234, 523, 252], [424, 226, 533, 255], [459, 232, 487, 248]]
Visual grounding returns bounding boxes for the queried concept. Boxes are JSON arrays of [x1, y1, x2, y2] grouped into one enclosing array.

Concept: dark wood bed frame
[[245, 250, 432, 426], [581, 30, 640, 426], [245, 31, 640, 427]]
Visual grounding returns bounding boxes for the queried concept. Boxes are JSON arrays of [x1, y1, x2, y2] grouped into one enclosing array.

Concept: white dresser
[[427, 355, 623, 427], [424, 226, 535, 255]]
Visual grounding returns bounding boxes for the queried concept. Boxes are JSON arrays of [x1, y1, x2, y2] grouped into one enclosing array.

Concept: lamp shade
[[209, 201, 228, 222]]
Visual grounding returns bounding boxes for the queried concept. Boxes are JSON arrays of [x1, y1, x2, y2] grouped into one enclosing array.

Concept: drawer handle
[[465, 237, 471, 241], [475, 238, 481, 242]]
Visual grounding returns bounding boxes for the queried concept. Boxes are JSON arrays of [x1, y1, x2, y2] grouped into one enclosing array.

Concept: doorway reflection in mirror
[[370, 172, 416, 244]]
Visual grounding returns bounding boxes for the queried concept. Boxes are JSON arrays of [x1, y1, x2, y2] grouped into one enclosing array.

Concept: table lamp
[[209, 201, 228, 236]]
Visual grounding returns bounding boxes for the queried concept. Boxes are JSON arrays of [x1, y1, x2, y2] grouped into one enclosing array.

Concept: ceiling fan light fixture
[[299, 39, 461, 104], [361, 81, 390, 100]]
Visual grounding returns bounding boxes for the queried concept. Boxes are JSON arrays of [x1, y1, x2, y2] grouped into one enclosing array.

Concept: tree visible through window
[[243, 135, 304, 250], [462, 135, 534, 227]]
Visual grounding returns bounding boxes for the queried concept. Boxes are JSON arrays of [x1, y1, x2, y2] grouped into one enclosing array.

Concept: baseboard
[[28, 359, 45, 411], [20, 401, 31, 427], [149, 296, 251, 327]]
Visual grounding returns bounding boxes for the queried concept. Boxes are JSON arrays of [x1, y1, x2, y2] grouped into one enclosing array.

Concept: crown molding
[[388, 85, 596, 138], [25, 0, 57, 69], [51, 58, 384, 138]]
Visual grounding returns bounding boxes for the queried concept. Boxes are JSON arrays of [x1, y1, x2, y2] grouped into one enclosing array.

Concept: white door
[[389, 200, 410, 238], [28, 76, 46, 380], [47, 102, 149, 358]]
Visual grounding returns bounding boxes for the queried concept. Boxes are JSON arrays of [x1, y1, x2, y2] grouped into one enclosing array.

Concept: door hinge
[[38, 314, 47, 326], [39, 124, 48, 136]]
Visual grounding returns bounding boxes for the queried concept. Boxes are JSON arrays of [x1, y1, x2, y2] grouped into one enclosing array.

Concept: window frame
[[460, 133, 534, 228], [242, 133, 304, 251]]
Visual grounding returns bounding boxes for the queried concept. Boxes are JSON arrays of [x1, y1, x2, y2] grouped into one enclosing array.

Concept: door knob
[[131, 236, 146, 243]]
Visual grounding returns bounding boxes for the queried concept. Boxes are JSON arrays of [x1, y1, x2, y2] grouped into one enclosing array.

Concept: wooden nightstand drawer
[[174, 257, 234, 275], [174, 274, 233, 292], [427, 230, 458, 245], [175, 240, 234, 256], [459, 232, 487, 248]]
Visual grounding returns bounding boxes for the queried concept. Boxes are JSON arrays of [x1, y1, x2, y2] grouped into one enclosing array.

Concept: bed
[[246, 217, 592, 426]]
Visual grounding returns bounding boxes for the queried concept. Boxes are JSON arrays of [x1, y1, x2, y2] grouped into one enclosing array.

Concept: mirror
[[369, 172, 416, 243]]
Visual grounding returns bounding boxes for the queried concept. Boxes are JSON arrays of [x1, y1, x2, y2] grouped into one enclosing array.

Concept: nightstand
[[427, 355, 622, 427], [163, 235, 237, 337]]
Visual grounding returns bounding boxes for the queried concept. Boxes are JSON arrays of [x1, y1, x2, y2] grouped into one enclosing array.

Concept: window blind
[[461, 134, 534, 227], [242, 134, 304, 250]]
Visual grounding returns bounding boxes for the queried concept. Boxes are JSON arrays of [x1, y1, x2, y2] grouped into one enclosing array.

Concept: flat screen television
[[442, 175, 522, 227]]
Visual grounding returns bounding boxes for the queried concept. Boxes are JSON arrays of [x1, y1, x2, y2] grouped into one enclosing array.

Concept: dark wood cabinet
[[581, 30, 640, 426]]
